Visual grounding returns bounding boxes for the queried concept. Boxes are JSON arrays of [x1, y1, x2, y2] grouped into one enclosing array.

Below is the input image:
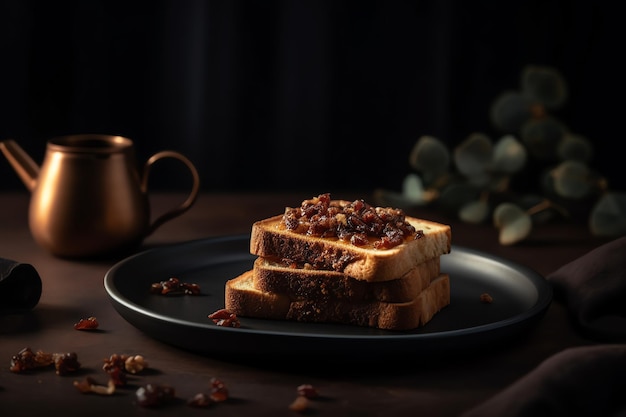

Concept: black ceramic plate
[[104, 235, 552, 360]]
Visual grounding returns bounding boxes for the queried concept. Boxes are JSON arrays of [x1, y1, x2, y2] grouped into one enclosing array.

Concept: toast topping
[[281, 193, 421, 250]]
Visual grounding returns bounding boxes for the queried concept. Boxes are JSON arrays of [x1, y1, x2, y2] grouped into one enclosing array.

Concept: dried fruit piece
[[10, 347, 52, 373], [125, 355, 147, 374], [74, 316, 99, 330], [188, 392, 212, 408], [150, 277, 201, 295], [208, 309, 241, 327], [102, 353, 148, 386], [186, 377, 229, 407], [297, 384, 319, 398], [54, 352, 81, 375], [136, 383, 176, 407], [209, 377, 229, 402], [74, 377, 116, 395], [480, 293, 494, 303], [289, 395, 310, 412], [10, 347, 80, 375], [106, 364, 127, 386]]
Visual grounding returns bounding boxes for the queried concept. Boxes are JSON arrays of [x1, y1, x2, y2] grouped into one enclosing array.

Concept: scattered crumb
[[480, 293, 493, 303], [289, 395, 310, 412]]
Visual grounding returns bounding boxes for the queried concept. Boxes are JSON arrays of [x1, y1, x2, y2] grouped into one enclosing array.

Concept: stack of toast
[[224, 194, 452, 331]]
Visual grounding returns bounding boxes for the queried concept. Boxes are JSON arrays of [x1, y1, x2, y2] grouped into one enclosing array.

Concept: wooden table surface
[[0, 191, 611, 416]]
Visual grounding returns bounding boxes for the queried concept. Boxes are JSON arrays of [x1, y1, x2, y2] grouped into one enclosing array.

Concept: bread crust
[[253, 256, 440, 303], [224, 271, 291, 319], [250, 215, 451, 282], [225, 271, 450, 331]]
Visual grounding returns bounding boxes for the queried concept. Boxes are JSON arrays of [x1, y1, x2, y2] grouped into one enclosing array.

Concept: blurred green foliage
[[375, 65, 626, 245]]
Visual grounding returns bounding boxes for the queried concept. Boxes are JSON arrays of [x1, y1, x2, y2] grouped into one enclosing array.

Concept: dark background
[[1, 1, 622, 194]]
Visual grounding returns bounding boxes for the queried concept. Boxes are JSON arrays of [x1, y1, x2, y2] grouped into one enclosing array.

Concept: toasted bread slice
[[225, 271, 450, 331], [252, 256, 440, 303], [250, 214, 451, 282], [223, 270, 291, 320]]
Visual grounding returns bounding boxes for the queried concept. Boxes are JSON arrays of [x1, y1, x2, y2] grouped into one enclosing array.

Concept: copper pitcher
[[0, 134, 200, 258]]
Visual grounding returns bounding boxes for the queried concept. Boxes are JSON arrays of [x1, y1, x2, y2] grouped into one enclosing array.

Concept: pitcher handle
[[141, 150, 201, 236]]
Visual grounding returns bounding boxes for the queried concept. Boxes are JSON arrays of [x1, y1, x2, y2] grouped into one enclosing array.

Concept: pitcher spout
[[0, 139, 40, 192]]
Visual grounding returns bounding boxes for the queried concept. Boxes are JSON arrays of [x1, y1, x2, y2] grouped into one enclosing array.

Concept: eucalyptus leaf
[[589, 192, 626, 237], [438, 182, 481, 212], [454, 133, 492, 177], [521, 65, 568, 109], [557, 133, 593, 163], [459, 200, 489, 224], [551, 160, 591, 199], [540, 169, 556, 195], [520, 117, 567, 159], [491, 134, 527, 174], [465, 171, 491, 188], [408, 136, 450, 180], [493, 203, 532, 245], [402, 173, 426, 204], [489, 91, 532, 133]]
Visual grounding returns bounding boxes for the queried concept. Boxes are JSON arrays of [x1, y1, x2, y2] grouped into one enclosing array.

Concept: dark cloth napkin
[[461, 344, 626, 417], [0, 257, 42, 313], [462, 236, 626, 417], [548, 235, 626, 342]]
